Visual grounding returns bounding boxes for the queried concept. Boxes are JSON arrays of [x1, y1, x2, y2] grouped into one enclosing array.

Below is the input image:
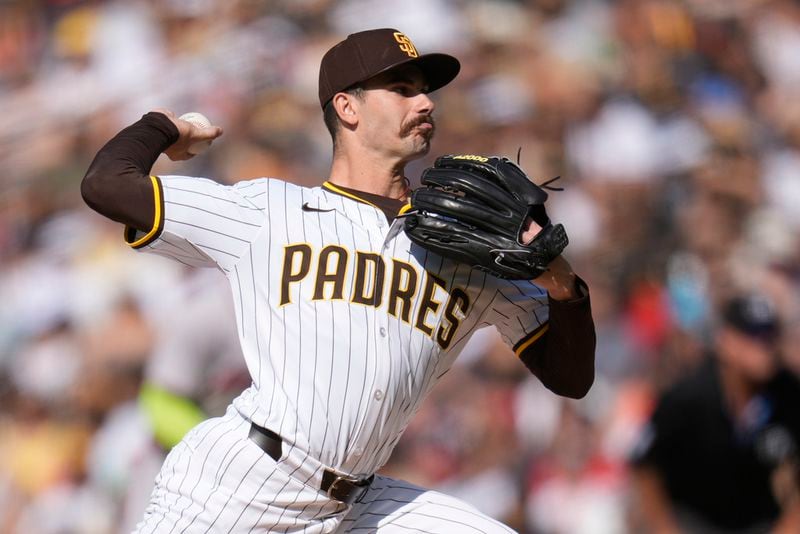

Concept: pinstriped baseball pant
[[133, 406, 516, 533]]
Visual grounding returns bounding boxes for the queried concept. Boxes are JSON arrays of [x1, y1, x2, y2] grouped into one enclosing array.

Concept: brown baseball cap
[[318, 28, 460, 109]]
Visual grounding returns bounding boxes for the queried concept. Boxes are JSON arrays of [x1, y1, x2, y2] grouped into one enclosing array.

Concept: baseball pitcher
[[82, 28, 596, 533]]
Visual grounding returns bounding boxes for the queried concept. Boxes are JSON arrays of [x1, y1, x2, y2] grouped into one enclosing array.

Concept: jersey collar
[[322, 181, 380, 209], [322, 181, 410, 222]]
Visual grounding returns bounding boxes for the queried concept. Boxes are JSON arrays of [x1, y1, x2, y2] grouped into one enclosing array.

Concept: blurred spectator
[[525, 402, 627, 534], [630, 294, 800, 533]]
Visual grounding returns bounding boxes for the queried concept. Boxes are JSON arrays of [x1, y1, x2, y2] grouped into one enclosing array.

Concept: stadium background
[[2, 0, 800, 532]]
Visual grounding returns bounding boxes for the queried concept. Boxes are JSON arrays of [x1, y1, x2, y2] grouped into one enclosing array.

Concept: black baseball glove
[[403, 155, 568, 280]]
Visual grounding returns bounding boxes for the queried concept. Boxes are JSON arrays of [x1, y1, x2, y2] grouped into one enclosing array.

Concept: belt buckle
[[327, 474, 371, 505]]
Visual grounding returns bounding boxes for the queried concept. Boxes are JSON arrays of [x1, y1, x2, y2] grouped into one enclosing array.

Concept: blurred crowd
[[2, 0, 800, 532]]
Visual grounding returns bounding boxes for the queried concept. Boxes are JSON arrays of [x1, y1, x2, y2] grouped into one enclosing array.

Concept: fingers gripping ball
[[403, 155, 568, 280], [179, 112, 213, 155]]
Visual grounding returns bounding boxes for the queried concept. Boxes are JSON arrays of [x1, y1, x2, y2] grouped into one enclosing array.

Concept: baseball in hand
[[179, 112, 213, 155]]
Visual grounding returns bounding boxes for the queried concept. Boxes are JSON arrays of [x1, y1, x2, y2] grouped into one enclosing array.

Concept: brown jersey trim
[[124, 176, 165, 249], [322, 181, 380, 209], [513, 276, 590, 354], [513, 322, 550, 355], [322, 181, 406, 222]]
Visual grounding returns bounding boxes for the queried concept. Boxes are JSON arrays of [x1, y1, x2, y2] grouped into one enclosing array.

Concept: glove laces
[[538, 175, 564, 192], [516, 147, 564, 191]]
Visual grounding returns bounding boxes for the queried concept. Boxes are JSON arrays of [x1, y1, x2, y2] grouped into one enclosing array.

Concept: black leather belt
[[248, 423, 373, 505]]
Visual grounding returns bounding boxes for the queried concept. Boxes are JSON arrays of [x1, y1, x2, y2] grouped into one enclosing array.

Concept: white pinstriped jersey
[[127, 175, 549, 477]]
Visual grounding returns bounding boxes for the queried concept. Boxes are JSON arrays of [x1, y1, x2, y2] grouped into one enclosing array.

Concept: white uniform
[[131, 175, 549, 533], [120, 269, 247, 533]]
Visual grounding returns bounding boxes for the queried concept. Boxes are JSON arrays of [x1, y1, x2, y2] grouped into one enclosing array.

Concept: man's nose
[[415, 92, 435, 115]]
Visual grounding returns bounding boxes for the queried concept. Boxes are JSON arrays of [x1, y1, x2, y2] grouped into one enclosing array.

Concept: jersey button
[[374, 390, 384, 401], [379, 327, 387, 337], [353, 447, 364, 456]]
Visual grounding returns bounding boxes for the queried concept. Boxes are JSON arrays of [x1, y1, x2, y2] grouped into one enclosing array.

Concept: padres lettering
[[280, 244, 468, 349], [393, 32, 419, 58]]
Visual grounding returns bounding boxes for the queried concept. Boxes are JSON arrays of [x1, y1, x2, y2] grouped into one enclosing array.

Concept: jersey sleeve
[[124, 175, 268, 272], [484, 279, 550, 356]]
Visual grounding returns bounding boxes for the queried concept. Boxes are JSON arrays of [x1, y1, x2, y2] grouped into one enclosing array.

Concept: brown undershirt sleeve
[[81, 112, 179, 232], [518, 276, 596, 398]]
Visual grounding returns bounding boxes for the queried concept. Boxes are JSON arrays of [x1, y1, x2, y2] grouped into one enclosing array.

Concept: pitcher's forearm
[[81, 112, 179, 230]]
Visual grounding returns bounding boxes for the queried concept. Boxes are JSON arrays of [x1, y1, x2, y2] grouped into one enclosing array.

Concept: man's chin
[[414, 139, 432, 157], [400, 143, 431, 163], [413, 130, 434, 148], [399, 131, 433, 159]]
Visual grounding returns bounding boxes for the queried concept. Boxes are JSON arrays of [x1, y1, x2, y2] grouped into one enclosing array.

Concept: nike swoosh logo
[[302, 202, 335, 212]]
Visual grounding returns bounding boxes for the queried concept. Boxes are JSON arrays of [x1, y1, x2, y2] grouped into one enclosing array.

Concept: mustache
[[400, 115, 435, 136]]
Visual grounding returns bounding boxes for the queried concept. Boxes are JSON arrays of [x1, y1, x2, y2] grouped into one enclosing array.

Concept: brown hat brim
[[378, 53, 461, 94], [321, 53, 460, 107]]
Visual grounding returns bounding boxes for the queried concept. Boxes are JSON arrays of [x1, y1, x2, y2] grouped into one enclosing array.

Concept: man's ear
[[332, 92, 359, 128]]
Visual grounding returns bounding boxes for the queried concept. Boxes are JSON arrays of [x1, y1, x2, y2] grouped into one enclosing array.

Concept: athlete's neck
[[328, 150, 411, 202]]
